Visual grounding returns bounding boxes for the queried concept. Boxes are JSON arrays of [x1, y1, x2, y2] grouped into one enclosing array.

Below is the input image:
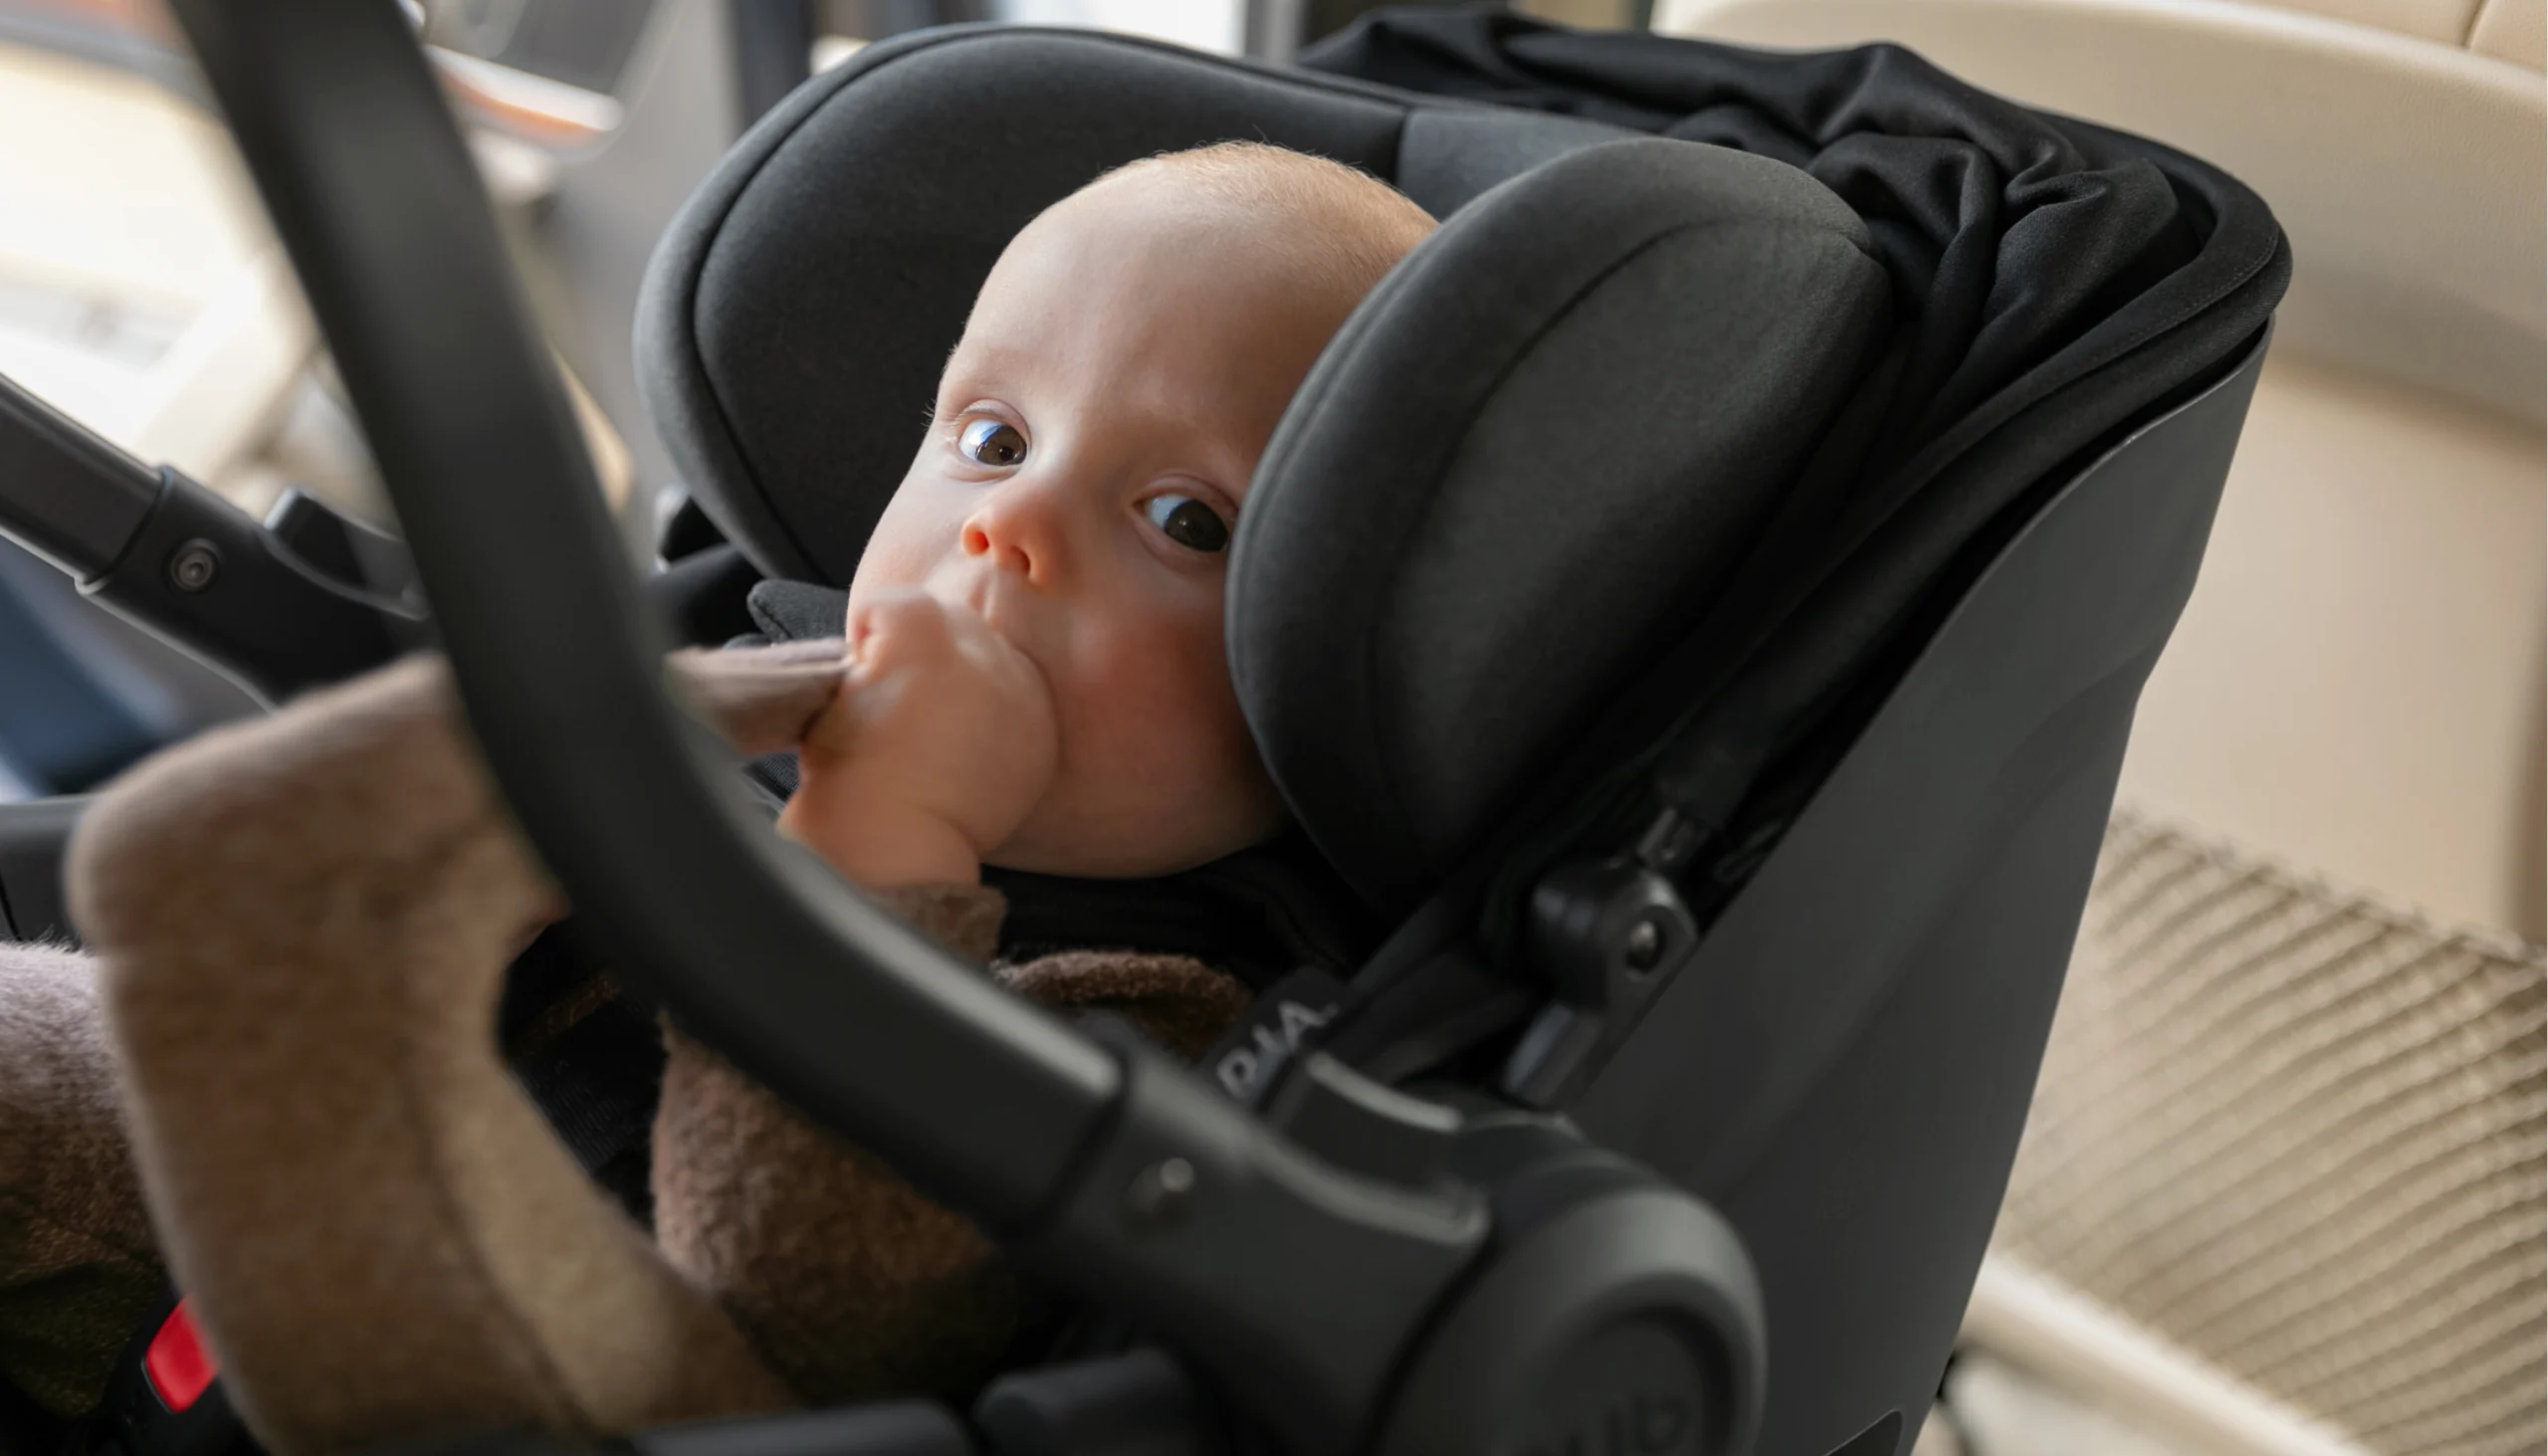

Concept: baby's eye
[[1144, 493, 1231, 554], [959, 417, 1027, 468]]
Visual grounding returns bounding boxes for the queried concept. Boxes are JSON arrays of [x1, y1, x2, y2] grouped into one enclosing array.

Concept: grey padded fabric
[[638, 26, 1666, 588], [1391, 107, 1636, 219], [637, 28, 1412, 584], [1230, 138, 1890, 909]]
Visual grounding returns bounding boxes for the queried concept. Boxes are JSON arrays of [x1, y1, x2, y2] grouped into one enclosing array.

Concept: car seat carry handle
[[0, 368, 418, 702], [0, 367, 158, 576], [155, 5, 1514, 1451], [160, 6, 1779, 1452]]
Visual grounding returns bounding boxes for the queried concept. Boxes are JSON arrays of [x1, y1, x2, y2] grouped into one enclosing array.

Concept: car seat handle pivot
[[1500, 859, 1701, 1108], [1368, 1111, 1766, 1456], [0, 368, 419, 703]]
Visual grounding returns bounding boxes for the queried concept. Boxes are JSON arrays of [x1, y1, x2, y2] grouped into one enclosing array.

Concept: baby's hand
[[777, 589, 1058, 888]]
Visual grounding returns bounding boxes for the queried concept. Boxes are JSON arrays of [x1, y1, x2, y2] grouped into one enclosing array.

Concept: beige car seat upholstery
[[1652, 3, 2544, 1454], [1656, 0, 2544, 942]]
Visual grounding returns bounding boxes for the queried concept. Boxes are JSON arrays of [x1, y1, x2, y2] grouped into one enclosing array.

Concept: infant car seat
[[0, 6, 2284, 1456]]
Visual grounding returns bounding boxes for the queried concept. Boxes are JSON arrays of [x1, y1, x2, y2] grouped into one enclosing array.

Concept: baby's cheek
[[1078, 614, 1255, 790], [849, 477, 965, 600]]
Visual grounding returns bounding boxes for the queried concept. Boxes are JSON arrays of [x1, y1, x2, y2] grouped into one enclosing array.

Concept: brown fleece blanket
[[0, 644, 1246, 1455], [0, 941, 163, 1416]]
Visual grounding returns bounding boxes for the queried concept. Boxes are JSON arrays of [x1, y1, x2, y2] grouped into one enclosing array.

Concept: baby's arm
[[658, 597, 1254, 1402], [69, 650, 835, 1455]]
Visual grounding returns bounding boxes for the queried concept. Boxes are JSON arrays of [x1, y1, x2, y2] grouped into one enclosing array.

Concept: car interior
[[0, 4, 2536, 1456]]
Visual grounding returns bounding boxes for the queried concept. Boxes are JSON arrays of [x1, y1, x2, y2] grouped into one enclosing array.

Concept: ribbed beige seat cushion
[[1655, 1, 2546, 946], [1992, 814, 2544, 1454], [1653, 4, 2543, 1449]]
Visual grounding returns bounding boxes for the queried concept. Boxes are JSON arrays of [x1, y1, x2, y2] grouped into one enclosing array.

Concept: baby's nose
[[960, 489, 1062, 584]]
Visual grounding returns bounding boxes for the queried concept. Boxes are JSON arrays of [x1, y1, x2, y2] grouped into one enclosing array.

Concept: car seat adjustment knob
[[1500, 861, 1699, 1108], [1621, 917, 1665, 973]]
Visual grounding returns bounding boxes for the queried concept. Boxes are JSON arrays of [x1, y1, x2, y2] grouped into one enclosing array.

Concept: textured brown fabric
[[71, 656, 795, 1456], [1002, 951, 1252, 1061], [36, 642, 1249, 1452], [651, 888, 1249, 1406], [0, 942, 162, 1416]]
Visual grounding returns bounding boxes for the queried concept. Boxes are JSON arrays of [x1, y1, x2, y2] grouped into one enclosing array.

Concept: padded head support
[[640, 29, 1888, 910], [1232, 139, 1887, 909], [644, 30, 1388, 583], [640, 27, 1665, 585]]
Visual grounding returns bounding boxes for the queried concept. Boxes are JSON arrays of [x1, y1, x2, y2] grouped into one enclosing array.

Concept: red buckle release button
[[144, 1297, 218, 1412]]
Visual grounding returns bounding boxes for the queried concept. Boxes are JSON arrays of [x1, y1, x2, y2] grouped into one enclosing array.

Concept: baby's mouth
[[953, 573, 1009, 635], [942, 575, 1055, 692]]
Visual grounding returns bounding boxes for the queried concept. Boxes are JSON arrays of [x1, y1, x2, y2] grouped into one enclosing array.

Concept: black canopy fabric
[[1304, 11, 2287, 508], [1296, 9, 2288, 916]]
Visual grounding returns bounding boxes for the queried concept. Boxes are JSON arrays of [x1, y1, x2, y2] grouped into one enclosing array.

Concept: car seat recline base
[[0, 4, 2284, 1454]]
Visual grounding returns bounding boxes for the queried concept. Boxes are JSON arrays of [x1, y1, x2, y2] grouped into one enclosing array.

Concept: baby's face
[[847, 178, 1358, 878]]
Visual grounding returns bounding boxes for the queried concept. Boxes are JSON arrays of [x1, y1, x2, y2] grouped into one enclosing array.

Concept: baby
[[0, 142, 1434, 1455], [784, 137, 1432, 889]]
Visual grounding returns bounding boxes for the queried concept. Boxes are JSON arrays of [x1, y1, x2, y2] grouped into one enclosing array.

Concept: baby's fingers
[[846, 590, 959, 677]]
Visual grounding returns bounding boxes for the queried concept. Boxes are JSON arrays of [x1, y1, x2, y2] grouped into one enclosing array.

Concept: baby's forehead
[[966, 183, 1345, 343], [1006, 147, 1425, 287], [1009, 167, 1317, 268]]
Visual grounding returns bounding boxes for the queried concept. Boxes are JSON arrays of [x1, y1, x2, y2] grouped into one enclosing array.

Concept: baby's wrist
[[778, 787, 981, 890]]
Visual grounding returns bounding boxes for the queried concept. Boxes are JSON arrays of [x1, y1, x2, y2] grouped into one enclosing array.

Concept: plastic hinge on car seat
[[1263, 1049, 1463, 1190], [0, 367, 420, 705], [972, 1349, 1210, 1455], [1198, 966, 1349, 1105], [1499, 859, 1701, 1108], [265, 488, 421, 611]]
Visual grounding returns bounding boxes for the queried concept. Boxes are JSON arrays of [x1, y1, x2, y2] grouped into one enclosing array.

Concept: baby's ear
[[667, 641, 848, 756]]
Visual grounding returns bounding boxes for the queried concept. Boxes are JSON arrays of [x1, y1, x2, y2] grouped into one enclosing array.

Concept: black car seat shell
[[623, 18, 2284, 1456]]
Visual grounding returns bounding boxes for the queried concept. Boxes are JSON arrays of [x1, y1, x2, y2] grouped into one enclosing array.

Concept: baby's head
[[845, 143, 1436, 878]]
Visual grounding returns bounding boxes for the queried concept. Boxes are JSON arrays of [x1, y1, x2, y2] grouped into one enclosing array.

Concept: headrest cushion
[[1230, 138, 1890, 910], [642, 30, 1419, 583]]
